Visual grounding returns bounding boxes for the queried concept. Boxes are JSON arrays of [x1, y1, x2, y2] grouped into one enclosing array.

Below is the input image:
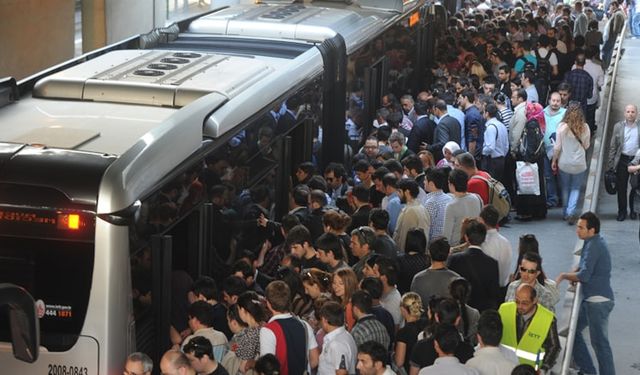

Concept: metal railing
[[559, 20, 628, 375]]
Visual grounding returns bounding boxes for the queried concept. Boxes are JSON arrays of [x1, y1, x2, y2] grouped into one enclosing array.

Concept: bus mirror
[[0, 283, 40, 363]]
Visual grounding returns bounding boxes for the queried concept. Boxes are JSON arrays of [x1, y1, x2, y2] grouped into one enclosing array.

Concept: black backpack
[[534, 49, 552, 83], [519, 56, 537, 77], [517, 119, 545, 163]]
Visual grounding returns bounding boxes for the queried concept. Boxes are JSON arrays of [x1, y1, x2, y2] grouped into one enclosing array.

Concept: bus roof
[[187, 1, 422, 54], [0, 49, 291, 156]]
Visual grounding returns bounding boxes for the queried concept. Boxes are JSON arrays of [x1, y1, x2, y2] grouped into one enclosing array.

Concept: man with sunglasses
[[498, 284, 560, 373], [504, 252, 558, 312]]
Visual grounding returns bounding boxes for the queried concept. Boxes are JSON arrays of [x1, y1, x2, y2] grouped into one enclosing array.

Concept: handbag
[[604, 169, 617, 195], [516, 161, 541, 195]]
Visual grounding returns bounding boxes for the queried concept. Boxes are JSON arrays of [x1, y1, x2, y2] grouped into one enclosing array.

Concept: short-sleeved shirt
[[380, 288, 403, 326], [514, 54, 537, 74], [318, 326, 358, 375], [410, 268, 461, 306], [207, 364, 230, 375], [259, 313, 319, 361], [397, 319, 428, 373], [534, 48, 558, 67], [410, 336, 474, 370], [182, 328, 229, 363], [467, 171, 492, 205]]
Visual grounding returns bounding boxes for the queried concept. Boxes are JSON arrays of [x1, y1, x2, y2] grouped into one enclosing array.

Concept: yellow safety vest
[[498, 301, 554, 370]]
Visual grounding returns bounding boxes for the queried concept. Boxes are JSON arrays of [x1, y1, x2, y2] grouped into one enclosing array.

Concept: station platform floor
[[595, 33, 640, 374]]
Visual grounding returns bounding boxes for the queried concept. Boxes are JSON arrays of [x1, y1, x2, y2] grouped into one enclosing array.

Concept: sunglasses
[[519, 267, 538, 274]]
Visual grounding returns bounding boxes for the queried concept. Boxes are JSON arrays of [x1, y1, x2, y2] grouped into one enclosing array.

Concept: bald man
[[607, 104, 640, 221], [160, 349, 196, 375], [498, 284, 560, 373]]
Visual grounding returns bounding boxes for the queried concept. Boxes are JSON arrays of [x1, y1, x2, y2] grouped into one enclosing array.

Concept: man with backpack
[[456, 152, 492, 205], [534, 35, 559, 104], [512, 40, 537, 79], [457, 151, 511, 222]]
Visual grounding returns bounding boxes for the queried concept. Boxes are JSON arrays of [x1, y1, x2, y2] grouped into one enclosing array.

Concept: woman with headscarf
[[514, 102, 548, 221], [435, 141, 460, 168]]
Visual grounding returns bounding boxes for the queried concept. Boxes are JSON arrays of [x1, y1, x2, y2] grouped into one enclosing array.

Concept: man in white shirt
[[535, 35, 560, 79], [419, 324, 479, 374], [577, 47, 605, 133], [317, 301, 358, 375], [479, 205, 512, 289], [481, 103, 509, 182], [466, 311, 517, 375]]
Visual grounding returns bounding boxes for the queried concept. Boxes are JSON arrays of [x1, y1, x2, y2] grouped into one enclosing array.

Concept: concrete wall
[[82, 0, 165, 53], [105, 0, 155, 44], [0, 0, 75, 80]]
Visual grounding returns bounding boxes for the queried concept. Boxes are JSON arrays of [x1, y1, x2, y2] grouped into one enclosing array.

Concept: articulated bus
[[0, 1, 446, 373]]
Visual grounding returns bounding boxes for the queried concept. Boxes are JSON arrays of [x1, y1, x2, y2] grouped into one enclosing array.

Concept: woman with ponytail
[[448, 278, 479, 346]]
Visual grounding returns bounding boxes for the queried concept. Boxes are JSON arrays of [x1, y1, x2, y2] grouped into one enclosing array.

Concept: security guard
[[498, 284, 561, 372]]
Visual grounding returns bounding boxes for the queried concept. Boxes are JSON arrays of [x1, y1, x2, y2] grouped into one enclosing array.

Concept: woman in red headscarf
[[514, 102, 548, 221]]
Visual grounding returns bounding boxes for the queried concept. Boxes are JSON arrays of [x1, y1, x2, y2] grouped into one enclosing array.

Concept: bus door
[[363, 56, 389, 140], [424, 4, 447, 88]]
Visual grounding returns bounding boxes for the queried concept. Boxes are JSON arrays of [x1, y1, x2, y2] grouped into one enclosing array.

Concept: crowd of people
[[123, 0, 629, 374]]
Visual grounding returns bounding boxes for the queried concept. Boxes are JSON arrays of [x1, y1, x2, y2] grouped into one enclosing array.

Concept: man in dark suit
[[428, 99, 462, 161], [447, 218, 500, 312], [406, 100, 437, 154], [348, 184, 372, 233]]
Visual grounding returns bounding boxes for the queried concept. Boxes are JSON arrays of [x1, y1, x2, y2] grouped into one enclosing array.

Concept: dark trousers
[[586, 103, 597, 134], [504, 153, 517, 206], [482, 156, 506, 184], [616, 154, 637, 214]]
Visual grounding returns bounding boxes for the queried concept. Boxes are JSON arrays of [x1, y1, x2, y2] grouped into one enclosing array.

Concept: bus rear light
[[57, 213, 82, 230], [67, 214, 80, 230]]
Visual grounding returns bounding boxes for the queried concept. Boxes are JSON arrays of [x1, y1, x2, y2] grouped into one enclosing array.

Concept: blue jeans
[[544, 155, 559, 206], [559, 169, 586, 217], [573, 300, 615, 375], [633, 11, 640, 37]]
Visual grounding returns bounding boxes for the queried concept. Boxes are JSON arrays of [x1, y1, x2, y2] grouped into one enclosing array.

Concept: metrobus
[[0, 1, 446, 373]]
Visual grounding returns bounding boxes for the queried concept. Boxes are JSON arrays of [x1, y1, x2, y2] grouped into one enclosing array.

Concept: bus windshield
[[0, 236, 94, 352]]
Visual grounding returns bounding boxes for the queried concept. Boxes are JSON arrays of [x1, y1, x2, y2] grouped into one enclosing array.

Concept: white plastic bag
[[516, 161, 540, 195]]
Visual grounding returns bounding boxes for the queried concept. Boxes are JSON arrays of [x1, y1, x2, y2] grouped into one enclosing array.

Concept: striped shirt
[[498, 108, 514, 131]]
